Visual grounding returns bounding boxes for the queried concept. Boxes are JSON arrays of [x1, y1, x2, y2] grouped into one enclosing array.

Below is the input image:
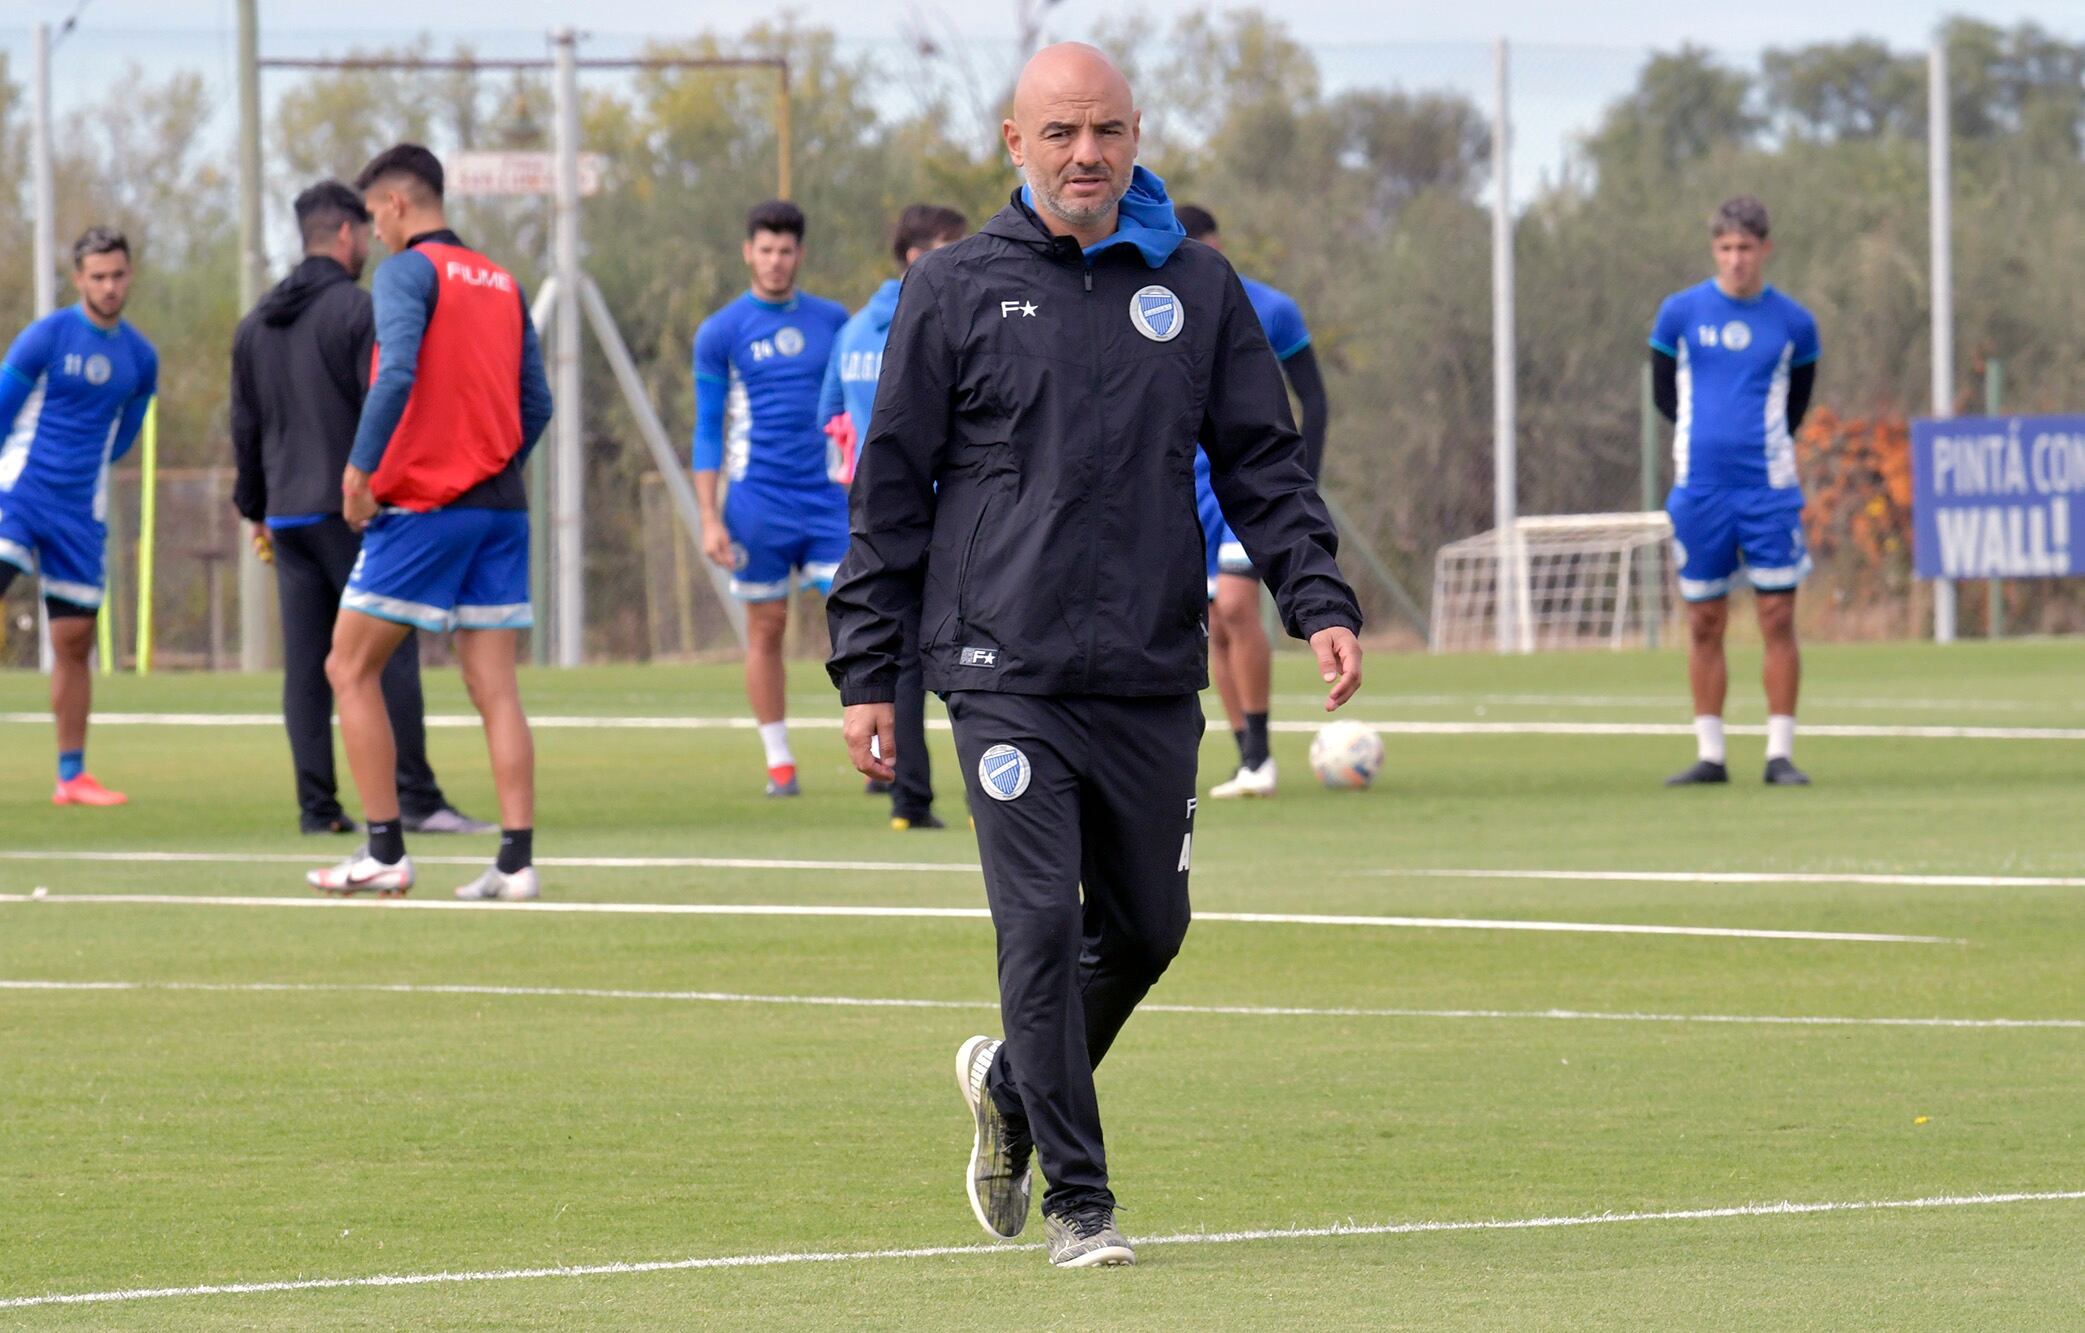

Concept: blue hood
[[1021, 165, 1185, 268], [862, 277, 904, 334]]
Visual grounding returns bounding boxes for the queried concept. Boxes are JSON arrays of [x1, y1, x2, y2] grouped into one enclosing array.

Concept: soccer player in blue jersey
[[1176, 205, 1330, 799], [1649, 195, 1819, 787], [0, 227, 158, 806], [694, 201, 851, 796], [817, 203, 969, 828]]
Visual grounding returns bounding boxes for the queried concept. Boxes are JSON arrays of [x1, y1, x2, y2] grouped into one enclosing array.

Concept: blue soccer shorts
[[723, 482, 850, 602], [1667, 485, 1811, 602], [1195, 467, 1255, 602], [0, 493, 104, 609], [343, 507, 533, 632]]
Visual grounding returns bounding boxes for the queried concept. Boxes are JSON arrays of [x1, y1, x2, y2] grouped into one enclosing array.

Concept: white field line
[[5, 711, 2085, 741], [1401, 868, 2085, 889], [3, 1189, 2080, 1311], [14, 852, 2079, 893], [3, 978, 2078, 1030], [0, 892, 1957, 944], [1273, 692, 2073, 715], [0, 849, 977, 874]]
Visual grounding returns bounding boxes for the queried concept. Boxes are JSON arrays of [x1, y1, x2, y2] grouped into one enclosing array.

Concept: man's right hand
[[341, 465, 377, 532], [843, 702, 897, 782], [700, 516, 734, 569]]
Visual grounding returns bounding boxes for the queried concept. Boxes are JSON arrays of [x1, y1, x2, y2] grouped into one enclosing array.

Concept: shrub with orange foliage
[[1795, 408, 1914, 595]]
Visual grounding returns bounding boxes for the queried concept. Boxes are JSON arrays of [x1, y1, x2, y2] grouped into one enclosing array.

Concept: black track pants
[[272, 516, 448, 823], [891, 603, 935, 821], [945, 689, 1202, 1215]]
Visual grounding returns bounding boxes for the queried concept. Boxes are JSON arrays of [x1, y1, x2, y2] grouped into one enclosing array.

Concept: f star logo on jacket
[[999, 300, 1040, 319]]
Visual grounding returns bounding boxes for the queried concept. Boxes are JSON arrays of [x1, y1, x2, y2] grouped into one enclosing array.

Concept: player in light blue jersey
[[817, 203, 969, 828], [0, 227, 158, 806], [1177, 206, 1331, 799], [693, 200, 851, 795], [1649, 195, 1820, 787]]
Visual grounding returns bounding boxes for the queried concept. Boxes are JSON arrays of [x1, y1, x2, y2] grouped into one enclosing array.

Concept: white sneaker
[[1210, 758, 1277, 799], [454, 865, 540, 901], [307, 849, 414, 896]]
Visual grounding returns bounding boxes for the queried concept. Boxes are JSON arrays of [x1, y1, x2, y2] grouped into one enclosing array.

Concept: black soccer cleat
[[1763, 757, 1811, 786], [1664, 760, 1729, 787]]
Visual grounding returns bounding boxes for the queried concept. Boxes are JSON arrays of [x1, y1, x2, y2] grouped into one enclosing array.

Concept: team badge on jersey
[[978, 744, 1031, 801], [1130, 286, 1182, 343], [1719, 320, 1752, 351], [774, 326, 805, 357], [83, 354, 112, 385]]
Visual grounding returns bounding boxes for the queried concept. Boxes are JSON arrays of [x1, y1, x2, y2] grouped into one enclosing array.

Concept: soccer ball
[[1309, 721, 1384, 790]]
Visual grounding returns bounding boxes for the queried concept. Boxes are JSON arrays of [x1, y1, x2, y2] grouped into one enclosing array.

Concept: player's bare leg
[[1209, 574, 1275, 797], [47, 612, 125, 805], [1208, 605, 1243, 733], [1756, 590, 1807, 784], [1666, 597, 1731, 786], [49, 614, 93, 753], [311, 609, 416, 894], [745, 598, 798, 795], [327, 611, 412, 825], [454, 627, 541, 900], [458, 628, 534, 829]]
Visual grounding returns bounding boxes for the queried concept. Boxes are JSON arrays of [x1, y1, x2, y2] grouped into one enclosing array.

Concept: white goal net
[[1431, 512, 1677, 653]]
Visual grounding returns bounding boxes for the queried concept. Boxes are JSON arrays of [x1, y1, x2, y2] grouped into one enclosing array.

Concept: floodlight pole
[[31, 24, 55, 318], [32, 22, 56, 673], [1928, 38, 1957, 644], [551, 29, 586, 666], [237, 0, 280, 672], [1491, 38, 1526, 654]]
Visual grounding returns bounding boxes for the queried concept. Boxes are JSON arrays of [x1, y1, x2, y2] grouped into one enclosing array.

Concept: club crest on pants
[[978, 744, 1031, 801]]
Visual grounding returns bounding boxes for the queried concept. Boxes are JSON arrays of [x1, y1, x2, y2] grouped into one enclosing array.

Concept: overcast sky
[[16, 0, 2085, 49], [10, 0, 2085, 207]]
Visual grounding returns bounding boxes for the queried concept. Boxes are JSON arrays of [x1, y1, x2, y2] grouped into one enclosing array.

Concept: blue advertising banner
[[1911, 415, 2083, 579]]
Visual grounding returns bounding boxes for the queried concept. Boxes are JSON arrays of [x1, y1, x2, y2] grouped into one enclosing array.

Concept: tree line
[[2, 13, 2081, 653]]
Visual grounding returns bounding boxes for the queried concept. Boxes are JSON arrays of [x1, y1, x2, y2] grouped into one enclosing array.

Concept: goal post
[[1431, 512, 1675, 654]]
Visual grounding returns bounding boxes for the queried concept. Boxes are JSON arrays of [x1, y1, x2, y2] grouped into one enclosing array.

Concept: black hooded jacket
[[230, 256, 374, 522], [826, 192, 1361, 704]]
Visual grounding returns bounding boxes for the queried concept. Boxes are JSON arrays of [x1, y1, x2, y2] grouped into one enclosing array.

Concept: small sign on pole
[[1912, 415, 2084, 579], [448, 151, 606, 197]]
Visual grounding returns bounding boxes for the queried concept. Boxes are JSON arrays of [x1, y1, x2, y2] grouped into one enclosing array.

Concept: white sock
[[1766, 714, 1796, 762], [1693, 715, 1726, 764], [758, 721, 793, 769]]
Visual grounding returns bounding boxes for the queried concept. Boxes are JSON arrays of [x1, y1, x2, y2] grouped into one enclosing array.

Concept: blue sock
[[58, 750, 85, 783]]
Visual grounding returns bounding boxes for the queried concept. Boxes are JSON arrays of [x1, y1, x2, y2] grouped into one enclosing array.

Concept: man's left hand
[[341, 466, 377, 532], [1309, 626, 1363, 711]]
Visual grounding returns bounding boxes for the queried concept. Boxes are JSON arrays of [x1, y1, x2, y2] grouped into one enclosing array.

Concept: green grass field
[[3, 640, 2083, 1328]]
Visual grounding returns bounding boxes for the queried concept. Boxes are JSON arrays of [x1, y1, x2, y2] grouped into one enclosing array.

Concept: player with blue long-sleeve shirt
[[692, 201, 849, 797], [1176, 205, 1332, 801], [1648, 195, 1821, 788], [0, 227, 157, 807], [815, 203, 968, 828], [307, 144, 555, 905]]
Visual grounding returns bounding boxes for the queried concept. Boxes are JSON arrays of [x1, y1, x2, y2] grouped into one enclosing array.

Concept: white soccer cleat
[[307, 849, 414, 897], [454, 865, 540, 902], [1209, 758, 1276, 799]]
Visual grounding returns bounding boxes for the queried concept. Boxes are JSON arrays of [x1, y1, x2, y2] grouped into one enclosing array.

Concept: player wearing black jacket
[[230, 181, 482, 836], [827, 44, 1363, 1269]]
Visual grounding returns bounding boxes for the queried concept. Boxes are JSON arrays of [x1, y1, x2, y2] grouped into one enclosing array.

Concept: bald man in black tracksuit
[[828, 56, 1362, 1265]]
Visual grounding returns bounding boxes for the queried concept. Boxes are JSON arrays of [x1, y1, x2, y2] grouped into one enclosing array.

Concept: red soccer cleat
[[766, 764, 800, 798], [52, 774, 128, 807]]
